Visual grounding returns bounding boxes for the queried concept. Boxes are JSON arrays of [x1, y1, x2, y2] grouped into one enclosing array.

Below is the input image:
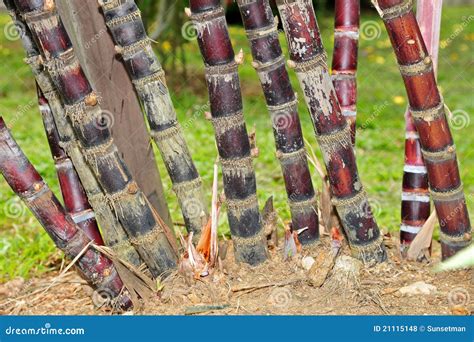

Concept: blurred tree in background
[[136, 0, 188, 73]]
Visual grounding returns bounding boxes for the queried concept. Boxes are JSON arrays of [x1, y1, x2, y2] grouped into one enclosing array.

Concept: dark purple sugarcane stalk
[[236, 0, 318, 245], [331, 0, 359, 144], [400, 0, 442, 256], [374, 0, 471, 259], [187, 0, 268, 265], [12, 0, 178, 276], [3, 0, 142, 266], [98, 0, 208, 239], [38, 85, 104, 245], [277, 0, 386, 263], [0, 117, 131, 309]]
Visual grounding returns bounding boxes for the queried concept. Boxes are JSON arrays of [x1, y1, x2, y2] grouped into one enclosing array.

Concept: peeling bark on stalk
[[188, 0, 268, 265], [374, 0, 471, 259], [38, 86, 104, 245], [3, 1, 142, 267], [277, 0, 386, 263], [12, 0, 178, 276], [0, 117, 131, 309], [331, 0, 359, 144], [236, 0, 319, 245], [400, 0, 442, 256], [98, 0, 208, 239]]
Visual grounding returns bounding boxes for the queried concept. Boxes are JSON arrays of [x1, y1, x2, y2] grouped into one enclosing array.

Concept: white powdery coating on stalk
[[206, 73, 237, 93], [296, 66, 336, 119], [139, 82, 176, 125], [194, 17, 226, 40], [258, 70, 272, 86]]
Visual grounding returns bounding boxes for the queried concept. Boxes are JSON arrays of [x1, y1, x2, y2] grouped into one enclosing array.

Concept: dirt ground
[[0, 234, 472, 316]]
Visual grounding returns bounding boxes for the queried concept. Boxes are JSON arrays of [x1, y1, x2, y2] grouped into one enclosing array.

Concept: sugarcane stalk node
[[372, 0, 414, 20], [420, 144, 456, 162]]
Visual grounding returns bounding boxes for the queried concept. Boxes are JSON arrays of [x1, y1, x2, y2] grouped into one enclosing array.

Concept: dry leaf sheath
[[406, 211, 437, 261]]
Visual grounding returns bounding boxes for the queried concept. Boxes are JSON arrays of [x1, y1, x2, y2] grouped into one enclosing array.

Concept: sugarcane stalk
[[12, 0, 178, 276], [3, 0, 142, 267], [235, 0, 319, 245], [38, 85, 104, 245], [276, 0, 386, 263], [331, 0, 359, 144], [0, 117, 131, 309], [187, 0, 268, 265], [400, 0, 442, 255], [98, 0, 208, 239], [373, 0, 471, 259]]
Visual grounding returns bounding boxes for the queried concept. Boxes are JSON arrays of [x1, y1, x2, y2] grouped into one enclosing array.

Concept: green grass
[[0, 7, 472, 282]]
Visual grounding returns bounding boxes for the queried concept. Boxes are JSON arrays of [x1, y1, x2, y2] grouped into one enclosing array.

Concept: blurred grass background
[[0, 3, 472, 281]]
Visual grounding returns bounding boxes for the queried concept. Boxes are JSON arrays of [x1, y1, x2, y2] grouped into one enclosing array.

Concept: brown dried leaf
[[93, 245, 156, 308], [450, 306, 470, 315], [197, 161, 220, 266], [197, 219, 212, 262], [407, 211, 437, 261]]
